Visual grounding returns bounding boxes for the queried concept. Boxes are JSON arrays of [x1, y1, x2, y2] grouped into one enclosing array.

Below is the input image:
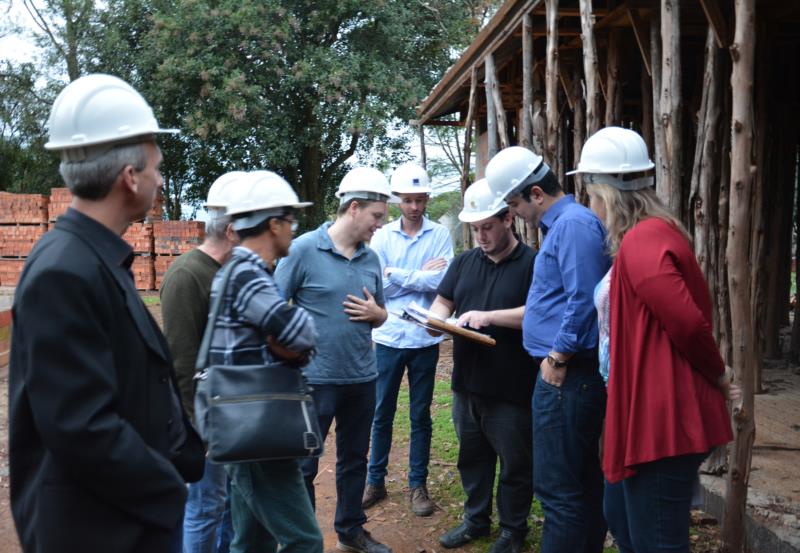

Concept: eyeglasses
[[278, 217, 299, 232]]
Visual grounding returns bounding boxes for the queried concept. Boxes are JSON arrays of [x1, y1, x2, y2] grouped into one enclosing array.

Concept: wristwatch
[[546, 353, 568, 369]]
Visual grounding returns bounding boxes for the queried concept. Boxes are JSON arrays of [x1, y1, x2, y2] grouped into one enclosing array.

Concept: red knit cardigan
[[603, 217, 733, 483]]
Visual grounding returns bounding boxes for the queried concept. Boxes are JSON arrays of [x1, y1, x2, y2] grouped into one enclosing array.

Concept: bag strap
[[195, 256, 243, 373]]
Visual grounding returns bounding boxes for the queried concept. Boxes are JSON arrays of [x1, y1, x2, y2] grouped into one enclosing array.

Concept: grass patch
[[141, 295, 160, 306]]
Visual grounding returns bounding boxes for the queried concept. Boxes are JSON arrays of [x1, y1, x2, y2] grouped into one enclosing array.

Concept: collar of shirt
[[231, 245, 273, 274], [387, 216, 435, 239], [62, 208, 134, 273], [478, 240, 527, 266], [540, 194, 575, 235], [315, 221, 368, 260]]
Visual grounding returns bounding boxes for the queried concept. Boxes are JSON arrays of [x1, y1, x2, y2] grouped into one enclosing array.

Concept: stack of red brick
[[0, 192, 49, 287], [154, 221, 205, 289], [0, 188, 205, 290]]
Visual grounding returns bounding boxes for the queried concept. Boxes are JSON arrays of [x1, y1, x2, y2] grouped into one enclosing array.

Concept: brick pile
[[0, 192, 49, 224], [0, 225, 47, 257], [49, 187, 73, 221], [131, 255, 155, 291], [122, 223, 154, 254], [0, 259, 25, 287], [153, 221, 205, 289]]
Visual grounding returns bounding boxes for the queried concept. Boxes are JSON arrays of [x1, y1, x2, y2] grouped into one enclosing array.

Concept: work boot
[[362, 483, 388, 509], [439, 521, 490, 548], [487, 529, 526, 553], [337, 530, 393, 553], [409, 485, 435, 516]]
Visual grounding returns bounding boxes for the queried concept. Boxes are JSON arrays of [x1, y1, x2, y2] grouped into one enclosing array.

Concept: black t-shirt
[[437, 241, 536, 405]]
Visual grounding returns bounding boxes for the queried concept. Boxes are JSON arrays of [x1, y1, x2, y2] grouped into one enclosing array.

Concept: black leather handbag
[[194, 258, 324, 463]]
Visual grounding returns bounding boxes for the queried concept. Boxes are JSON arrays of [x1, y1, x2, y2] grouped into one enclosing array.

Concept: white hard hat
[[485, 146, 550, 203], [226, 170, 312, 231], [45, 74, 178, 160], [390, 163, 432, 195], [458, 179, 507, 223], [568, 126, 654, 190], [206, 171, 248, 210], [337, 167, 399, 204]]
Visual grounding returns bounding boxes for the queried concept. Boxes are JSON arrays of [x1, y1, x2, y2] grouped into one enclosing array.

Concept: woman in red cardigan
[[570, 127, 734, 552]]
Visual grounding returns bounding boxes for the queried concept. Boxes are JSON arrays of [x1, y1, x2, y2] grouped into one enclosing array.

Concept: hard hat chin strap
[[583, 173, 654, 191]]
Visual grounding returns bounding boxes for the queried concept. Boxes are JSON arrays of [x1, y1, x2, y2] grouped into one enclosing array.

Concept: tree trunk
[[605, 29, 622, 127], [461, 67, 479, 251], [579, 0, 600, 137], [545, 0, 560, 173], [659, 0, 684, 219], [721, 0, 757, 549], [521, 13, 534, 150], [485, 55, 499, 160]]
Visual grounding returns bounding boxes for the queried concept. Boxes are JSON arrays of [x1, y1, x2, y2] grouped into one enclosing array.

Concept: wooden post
[[659, 0, 684, 219], [579, 0, 601, 137], [641, 68, 654, 157], [545, 0, 560, 173], [487, 53, 510, 150], [721, 0, 757, 550], [522, 13, 534, 150], [419, 124, 427, 170], [461, 67, 479, 250], [485, 55, 499, 159], [650, 12, 667, 193], [717, 81, 733, 365], [571, 69, 586, 204], [605, 29, 622, 126]]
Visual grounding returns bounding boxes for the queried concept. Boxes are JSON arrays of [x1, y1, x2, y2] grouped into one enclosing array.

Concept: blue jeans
[[452, 391, 533, 536], [604, 453, 707, 553], [368, 343, 438, 489], [226, 460, 323, 553], [300, 381, 376, 541], [532, 357, 607, 553], [183, 458, 233, 553]]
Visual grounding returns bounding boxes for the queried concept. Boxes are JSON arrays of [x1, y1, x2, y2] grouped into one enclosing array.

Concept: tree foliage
[[1, 0, 500, 222]]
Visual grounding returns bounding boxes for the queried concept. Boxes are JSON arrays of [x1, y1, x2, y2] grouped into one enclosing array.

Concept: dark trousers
[[368, 343, 439, 489], [452, 391, 534, 536], [532, 356, 607, 553], [300, 381, 376, 541], [604, 453, 707, 553]]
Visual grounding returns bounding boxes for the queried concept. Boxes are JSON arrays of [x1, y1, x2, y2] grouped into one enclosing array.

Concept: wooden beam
[[461, 67, 478, 249], [627, 7, 652, 76], [521, 13, 535, 149], [699, 0, 731, 48], [658, 0, 683, 217], [532, 6, 609, 17], [419, 124, 427, 169], [417, 120, 465, 127], [580, 0, 601, 136], [485, 54, 499, 159], [488, 52, 511, 150], [558, 64, 574, 111], [545, 0, 560, 171], [605, 28, 622, 126]]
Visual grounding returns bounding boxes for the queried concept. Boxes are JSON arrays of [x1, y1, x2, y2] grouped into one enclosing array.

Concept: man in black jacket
[[8, 74, 204, 553]]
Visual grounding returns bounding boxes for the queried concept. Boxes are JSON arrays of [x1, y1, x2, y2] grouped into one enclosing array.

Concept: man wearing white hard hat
[[363, 163, 453, 517], [426, 180, 536, 553], [204, 170, 323, 553], [485, 147, 609, 553], [9, 74, 204, 553], [160, 171, 245, 553], [275, 167, 392, 553]]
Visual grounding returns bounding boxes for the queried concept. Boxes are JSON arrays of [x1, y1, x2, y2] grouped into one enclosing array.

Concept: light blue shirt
[[370, 217, 454, 349], [522, 195, 610, 358], [275, 222, 385, 385]]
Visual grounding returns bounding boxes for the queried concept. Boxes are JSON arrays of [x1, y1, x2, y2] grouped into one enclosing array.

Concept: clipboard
[[393, 302, 497, 347]]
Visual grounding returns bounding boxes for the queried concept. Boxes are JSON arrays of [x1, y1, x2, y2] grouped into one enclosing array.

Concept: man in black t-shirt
[[428, 179, 536, 553]]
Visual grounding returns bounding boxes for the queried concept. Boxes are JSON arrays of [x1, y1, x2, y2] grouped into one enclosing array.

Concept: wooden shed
[[416, 0, 800, 549]]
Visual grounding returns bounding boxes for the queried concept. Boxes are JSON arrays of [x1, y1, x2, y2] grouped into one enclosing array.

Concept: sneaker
[[337, 530, 392, 553], [487, 529, 525, 553], [362, 483, 388, 509], [439, 521, 490, 548]]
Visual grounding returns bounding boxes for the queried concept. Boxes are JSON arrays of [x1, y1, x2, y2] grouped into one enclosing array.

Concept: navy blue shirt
[[522, 195, 610, 358]]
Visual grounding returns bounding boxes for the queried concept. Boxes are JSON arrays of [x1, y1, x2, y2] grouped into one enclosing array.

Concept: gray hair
[[59, 142, 149, 200], [205, 212, 232, 240]]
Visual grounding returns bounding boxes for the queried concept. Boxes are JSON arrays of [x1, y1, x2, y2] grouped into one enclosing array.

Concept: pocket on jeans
[[533, 373, 563, 430]]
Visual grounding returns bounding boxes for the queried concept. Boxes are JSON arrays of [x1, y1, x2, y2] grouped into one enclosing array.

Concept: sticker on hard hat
[[413, 178, 420, 186]]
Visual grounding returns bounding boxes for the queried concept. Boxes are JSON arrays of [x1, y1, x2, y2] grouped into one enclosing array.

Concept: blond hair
[[586, 180, 689, 257]]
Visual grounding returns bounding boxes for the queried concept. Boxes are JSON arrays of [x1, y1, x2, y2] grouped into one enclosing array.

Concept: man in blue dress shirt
[[363, 163, 453, 517], [486, 147, 610, 553]]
